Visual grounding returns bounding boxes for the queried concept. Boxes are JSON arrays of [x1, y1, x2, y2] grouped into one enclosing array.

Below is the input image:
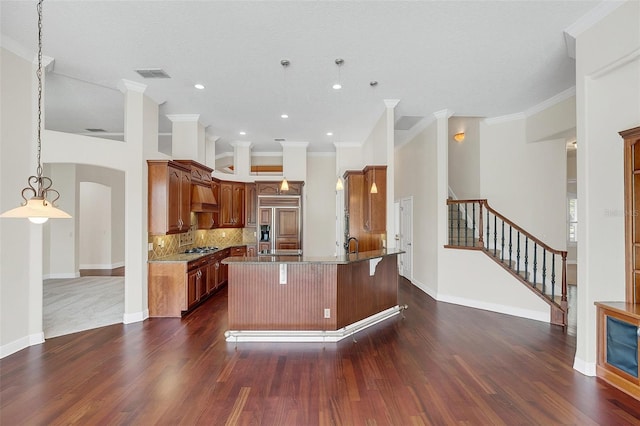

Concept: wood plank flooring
[[2, 278, 639, 425]]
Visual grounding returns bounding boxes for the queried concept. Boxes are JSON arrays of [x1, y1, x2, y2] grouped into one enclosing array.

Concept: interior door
[[399, 197, 413, 280]]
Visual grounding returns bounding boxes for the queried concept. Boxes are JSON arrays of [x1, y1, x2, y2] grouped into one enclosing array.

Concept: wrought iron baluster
[[516, 231, 521, 274], [501, 220, 505, 262], [493, 214, 497, 257], [464, 203, 469, 246], [542, 250, 547, 295], [457, 203, 460, 244], [449, 203, 453, 244], [524, 236, 529, 280], [533, 242, 537, 288], [551, 254, 556, 300], [472, 203, 476, 246], [486, 209, 490, 251], [509, 226, 512, 267]]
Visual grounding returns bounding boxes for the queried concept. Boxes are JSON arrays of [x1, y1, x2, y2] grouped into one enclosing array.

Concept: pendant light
[[332, 58, 344, 90], [0, 0, 71, 224], [280, 177, 289, 192], [370, 167, 378, 194]]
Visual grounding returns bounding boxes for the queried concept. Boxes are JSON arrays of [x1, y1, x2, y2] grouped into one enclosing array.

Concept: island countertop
[[222, 248, 403, 265]]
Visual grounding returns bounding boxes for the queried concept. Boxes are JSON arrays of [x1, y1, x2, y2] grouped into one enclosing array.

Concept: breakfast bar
[[222, 249, 403, 342]]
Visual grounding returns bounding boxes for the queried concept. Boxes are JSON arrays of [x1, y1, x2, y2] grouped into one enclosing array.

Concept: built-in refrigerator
[[258, 198, 301, 254]]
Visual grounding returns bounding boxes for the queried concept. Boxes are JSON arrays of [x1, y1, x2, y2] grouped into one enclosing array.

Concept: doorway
[[398, 197, 413, 280]]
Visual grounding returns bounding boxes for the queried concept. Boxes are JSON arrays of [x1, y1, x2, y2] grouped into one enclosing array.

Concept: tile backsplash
[[148, 227, 258, 260]]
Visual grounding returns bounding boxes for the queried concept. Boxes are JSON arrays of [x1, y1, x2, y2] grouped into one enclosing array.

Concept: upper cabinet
[[257, 181, 303, 196], [220, 181, 245, 227], [363, 166, 387, 233], [148, 160, 191, 235], [245, 183, 257, 227]]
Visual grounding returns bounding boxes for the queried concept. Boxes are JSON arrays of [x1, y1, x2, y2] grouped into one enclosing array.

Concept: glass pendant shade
[[370, 182, 378, 194], [280, 177, 289, 192], [336, 177, 344, 191], [1, 197, 71, 223]]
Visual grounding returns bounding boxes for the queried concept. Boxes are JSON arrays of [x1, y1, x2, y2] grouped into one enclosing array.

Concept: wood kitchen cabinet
[[148, 249, 230, 317], [257, 181, 303, 196], [245, 183, 257, 227], [363, 166, 387, 233], [247, 245, 257, 257], [344, 167, 384, 252], [275, 208, 300, 250], [147, 160, 191, 235], [220, 182, 245, 227]]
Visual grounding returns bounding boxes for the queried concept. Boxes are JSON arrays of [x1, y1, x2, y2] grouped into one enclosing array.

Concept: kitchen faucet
[[346, 237, 359, 254]]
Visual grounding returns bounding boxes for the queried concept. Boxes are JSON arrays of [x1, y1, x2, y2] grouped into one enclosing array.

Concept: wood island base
[[222, 249, 403, 342]]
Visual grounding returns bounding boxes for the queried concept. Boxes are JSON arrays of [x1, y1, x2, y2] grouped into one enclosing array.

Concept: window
[[568, 197, 577, 243]]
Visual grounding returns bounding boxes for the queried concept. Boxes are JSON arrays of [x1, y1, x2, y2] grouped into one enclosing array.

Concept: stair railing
[[446, 199, 568, 326]]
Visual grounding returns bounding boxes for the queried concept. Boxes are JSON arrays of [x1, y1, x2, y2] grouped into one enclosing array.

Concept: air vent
[[85, 128, 106, 132], [274, 138, 286, 142], [134, 68, 171, 79]]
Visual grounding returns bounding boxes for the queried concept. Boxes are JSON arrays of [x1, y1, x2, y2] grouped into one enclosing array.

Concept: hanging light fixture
[[1, 0, 71, 224], [333, 58, 344, 90], [280, 59, 290, 119], [280, 177, 289, 192], [336, 177, 344, 191], [370, 167, 378, 194]]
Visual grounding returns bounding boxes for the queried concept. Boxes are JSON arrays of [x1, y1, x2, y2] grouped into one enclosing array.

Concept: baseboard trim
[[43, 272, 81, 280], [409, 278, 438, 300], [225, 306, 402, 343], [123, 310, 148, 324], [437, 293, 549, 323], [573, 356, 596, 376], [79, 262, 124, 270], [1, 332, 44, 359]]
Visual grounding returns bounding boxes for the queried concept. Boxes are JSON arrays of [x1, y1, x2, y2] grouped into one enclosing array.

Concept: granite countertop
[[148, 244, 250, 263], [222, 248, 403, 265]]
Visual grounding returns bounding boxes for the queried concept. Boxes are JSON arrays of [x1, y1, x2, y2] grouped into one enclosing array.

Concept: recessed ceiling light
[[369, 81, 378, 87], [194, 83, 205, 90], [332, 83, 342, 90], [326, 132, 333, 136], [281, 113, 289, 119], [239, 131, 246, 135]]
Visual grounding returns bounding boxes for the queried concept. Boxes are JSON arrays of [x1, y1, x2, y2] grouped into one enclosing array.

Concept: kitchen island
[[222, 249, 404, 342]]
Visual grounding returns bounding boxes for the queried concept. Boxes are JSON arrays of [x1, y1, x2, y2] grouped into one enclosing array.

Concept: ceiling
[[1, 1, 601, 154]]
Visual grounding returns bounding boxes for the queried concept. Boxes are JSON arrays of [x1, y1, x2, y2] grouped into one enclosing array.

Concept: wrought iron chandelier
[[0, 0, 71, 224]]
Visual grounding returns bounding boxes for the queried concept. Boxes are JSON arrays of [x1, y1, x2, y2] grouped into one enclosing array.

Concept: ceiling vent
[[274, 138, 286, 142], [85, 128, 106, 132], [134, 68, 171, 79]]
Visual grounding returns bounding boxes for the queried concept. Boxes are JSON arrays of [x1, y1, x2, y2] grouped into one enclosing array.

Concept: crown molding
[[117, 79, 147, 94], [563, 1, 626, 59], [524, 86, 576, 117], [483, 112, 527, 125], [166, 114, 200, 123], [384, 99, 400, 108], [433, 109, 454, 119], [280, 141, 309, 148], [333, 141, 362, 148]]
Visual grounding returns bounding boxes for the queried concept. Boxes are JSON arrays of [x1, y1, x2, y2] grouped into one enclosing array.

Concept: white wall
[[304, 154, 337, 256], [574, 0, 640, 375], [395, 121, 439, 296], [79, 182, 112, 269], [362, 107, 387, 166], [0, 48, 44, 355], [448, 117, 481, 199], [480, 118, 567, 249]]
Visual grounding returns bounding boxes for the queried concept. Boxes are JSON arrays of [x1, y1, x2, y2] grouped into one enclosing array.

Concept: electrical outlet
[[148, 242, 153, 251], [324, 308, 331, 318], [222, 231, 226, 238]]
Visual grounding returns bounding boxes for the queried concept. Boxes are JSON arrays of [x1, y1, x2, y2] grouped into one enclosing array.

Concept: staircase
[[446, 199, 568, 328]]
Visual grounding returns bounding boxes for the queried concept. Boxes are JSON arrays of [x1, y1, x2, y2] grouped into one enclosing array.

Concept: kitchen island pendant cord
[[0, 0, 72, 224], [370, 167, 378, 194]]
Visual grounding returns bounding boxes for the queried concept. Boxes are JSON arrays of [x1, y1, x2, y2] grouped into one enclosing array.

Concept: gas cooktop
[[183, 246, 219, 254]]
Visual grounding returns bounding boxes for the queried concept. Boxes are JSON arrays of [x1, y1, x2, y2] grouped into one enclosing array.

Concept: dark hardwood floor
[[2, 278, 639, 425]]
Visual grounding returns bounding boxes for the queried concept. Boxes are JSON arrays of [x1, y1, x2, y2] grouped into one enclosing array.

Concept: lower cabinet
[[596, 302, 640, 400], [148, 249, 230, 317]]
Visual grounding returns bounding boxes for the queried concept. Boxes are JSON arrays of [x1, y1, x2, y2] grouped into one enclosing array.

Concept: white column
[[231, 141, 253, 178], [167, 114, 204, 162], [434, 109, 454, 295], [205, 134, 220, 170], [118, 79, 155, 323], [281, 141, 308, 181], [384, 99, 400, 249]]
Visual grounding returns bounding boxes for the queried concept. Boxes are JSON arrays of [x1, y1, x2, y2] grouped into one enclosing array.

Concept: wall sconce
[[453, 132, 465, 143]]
